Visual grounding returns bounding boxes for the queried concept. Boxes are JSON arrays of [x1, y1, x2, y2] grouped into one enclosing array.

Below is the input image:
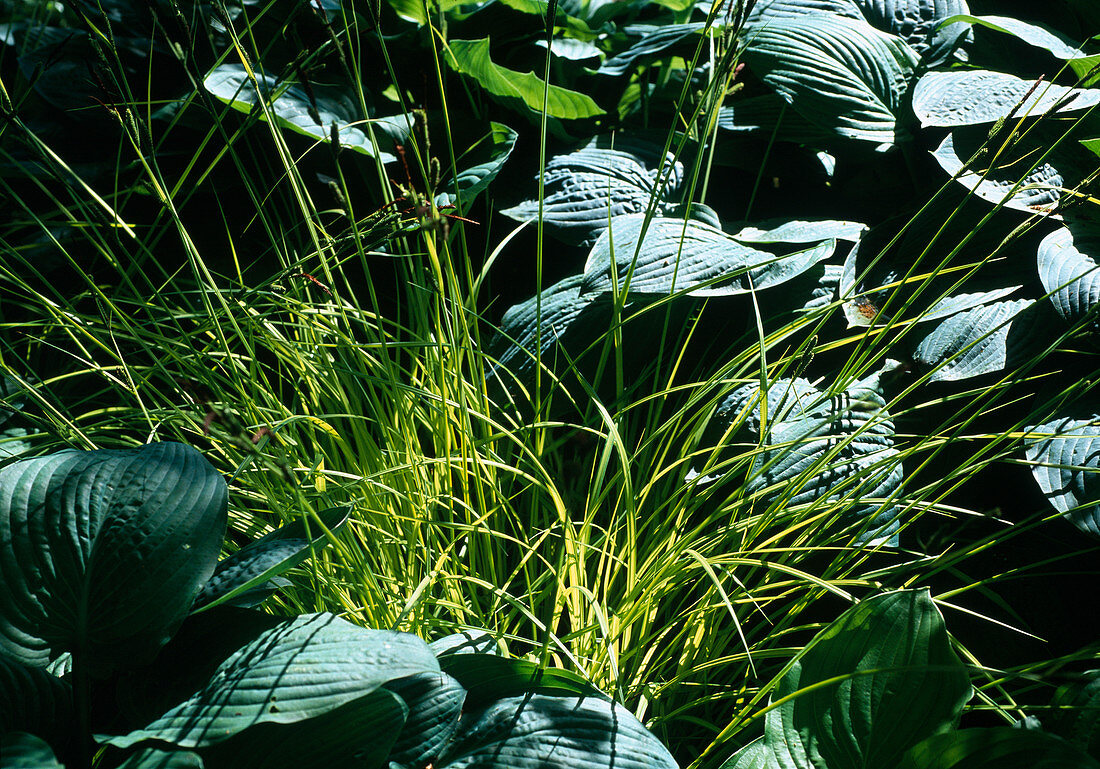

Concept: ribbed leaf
[[912, 299, 1037, 381], [1024, 417, 1100, 536], [0, 654, 72, 753], [944, 14, 1088, 61], [598, 23, 708, 76], [742, 14, 920, 144], [204, 64, 409, 163], [0, 443, 227, 668], [729, 219, 867, 244], [856, 0, 971, 63], [930, 128, 1085, 214], [107, 613, 439, 749], [765, 590, 972, 769], [1038, 226, 1100, 327], [0, 733, 65, 769], [430, 629, 502, 657], [192, 506, 351, 613], [115, 748, 205, 769], [899, 727, 1100, 769], [721, 737, 773, 769], [501, 143, 683, 246], [581, 215, 835, 298], [438, 694, 679, 769], [443, 38, 604, 122], [435, 123, 518, 212], [913, 70, 1100, 127], [385, 672, 467, 768], [196, 688, 407, 769], [694, 367, 905, 545]]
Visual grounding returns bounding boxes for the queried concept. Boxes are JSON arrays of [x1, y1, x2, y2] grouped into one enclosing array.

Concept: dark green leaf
[[898, 727, 1100, 769], [439, 653, 597, 710], [385, 672, 467, 768], [0, 654, 72, 754], [598, 23, 708, 76], [0, 443, 227, 668], [1044, 669, 1100, 757], [443, 38, 604, 122], [115, 748, 205, 769], [768, 590, 971, 769], [435, 123, 518, 213], [0, 732, 65, 769], [107, 613, 438, 750], [192, 506, 351, 613]]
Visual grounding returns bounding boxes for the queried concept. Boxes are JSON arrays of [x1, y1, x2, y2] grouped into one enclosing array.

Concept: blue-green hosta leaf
[[438, 694, 678, 769], [385, 672, 467, 768], [899, 727, 1100, 769], [764, 590, 971, 769], [196, 688, 407, 769], [581, 215, 835, 298], [912, 298, 1036, 381], [0, 655, 72, 752], [729, 219, 867, 244], [912, 70, 1100, 127], [1024, 417, 1100, 536], [697, 367, 905, 544], [942, 15, 1088, 61], [856, 0, 971, 64], [742, 14, 920, 144], [0, 733, 65, 769], [443, 37, 604, 122], [598, 22, 708, 76], [747, 0, 862, 22], [0, 443, 227, 668], [501, 143, 683, 246], [931, 129, 1078, 214], [435, 123, 518, 212], [106, 612, 438, 750], [192, 506, 351, 613], [204, 64, 409, 163], [720, 737, 772, 769], [1038, 226, 1100, 328], [487, 275, 608, 387]]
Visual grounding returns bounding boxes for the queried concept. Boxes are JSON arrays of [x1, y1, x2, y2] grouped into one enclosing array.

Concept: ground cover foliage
[[1, 0, 1100, 766]]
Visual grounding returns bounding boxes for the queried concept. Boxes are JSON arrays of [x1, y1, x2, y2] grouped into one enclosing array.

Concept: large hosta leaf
[[385, 672, 466, 768], [443, 37, 604, 123], [0, 733, 65, 769], [107, 612, 438, 750], [0, 655, 72, 752], [694, 366, 905, 544], [204, 64, 409, 163], [944, 15, 1092, 66], [0, 443, 227, 667], [487, 275, 610, 388], [1038, 225, 1100, 328], [911, 298, 1038, 381], [930, 127, 1095, 214], [912, 70, 1100, 127], [599, 22, 708, 76], [438, 693, 678, 769], [856, 0, 971, 63], [717, 94, 837, 145], [741, 14, 920, 144], [899, 727, 1100, 769], [192, 506, 351, 612], [758, 590, 972, 769], [501, 142, 683, 246], [1024, 417, 1100, 536], [435, 123, 518, 212], [580, 215, 835, 297]]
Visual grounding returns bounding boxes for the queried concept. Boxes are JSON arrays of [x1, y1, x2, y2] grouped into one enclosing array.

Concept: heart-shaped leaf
[[0, 443, 227, 668], [742, 13, 920, 144], [1024, 417, 1100, 536], [107, 612, 439, 750], [580, 215, 835, 298], [192, 506, 351, 613], [762, 590, 972, 769]]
